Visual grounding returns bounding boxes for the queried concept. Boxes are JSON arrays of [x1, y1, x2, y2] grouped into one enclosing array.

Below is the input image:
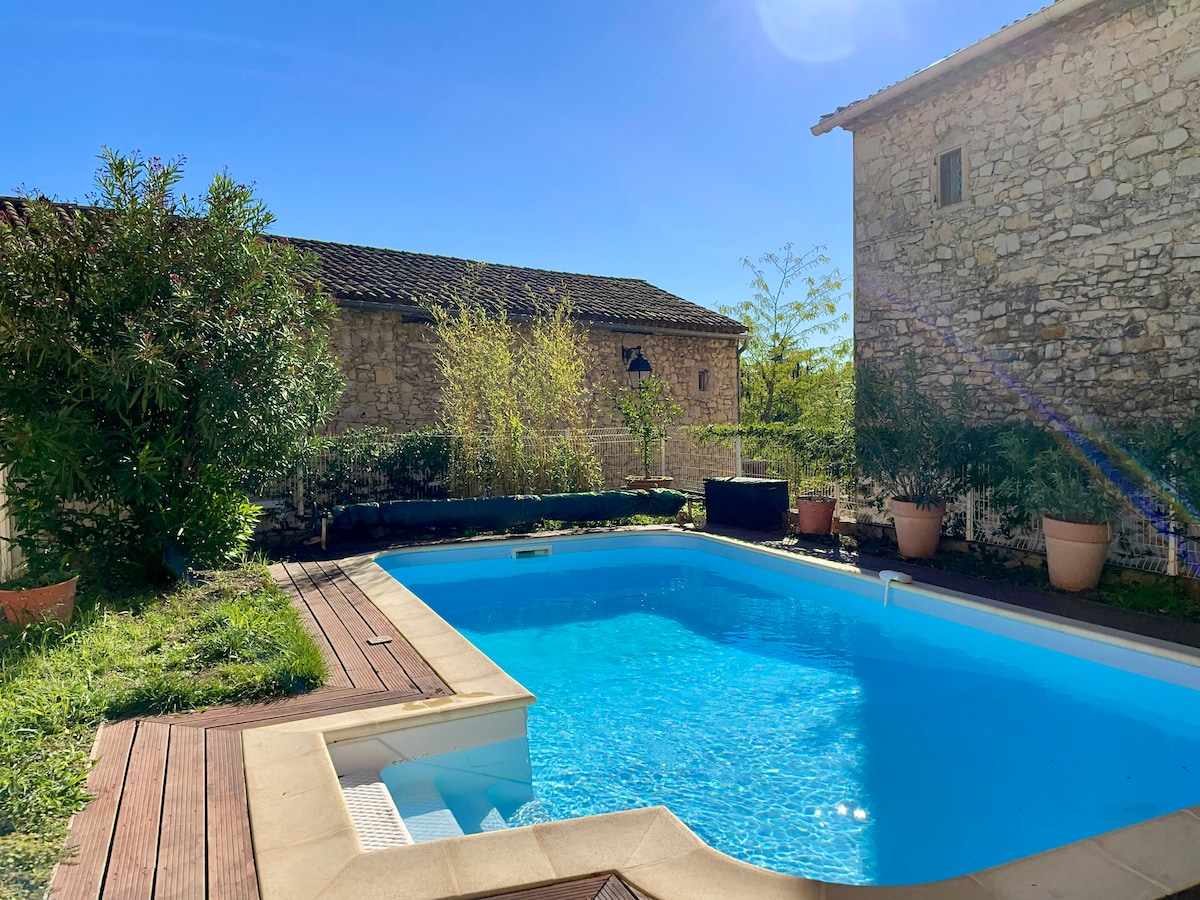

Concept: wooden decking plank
[[315, 560, 448, 683], [315, 561, 451, 697], [279, 561, 374, 688], [103, 721, 171, 900], [285, 563, 387, 690], [166, 688, 412, 731], [596, 875, 645, 900], [51, 718, 138, 900], [271, 563, 353, 689], [55, 558, 459, 900], [205, 730, 259, 900], [154, 725, 206, 900], [303, 562, 424, 694], [295, 561, 417, 691], [153, 687, 362, 728], [473, 875, 612, 899]]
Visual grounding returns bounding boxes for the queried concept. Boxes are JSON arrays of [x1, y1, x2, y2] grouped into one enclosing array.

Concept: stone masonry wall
[[329, 307, 739, 431], [851, 0, 1200, 425]]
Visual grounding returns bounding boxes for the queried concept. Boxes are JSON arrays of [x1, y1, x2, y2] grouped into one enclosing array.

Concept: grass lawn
[[0, 563, 326, 898]]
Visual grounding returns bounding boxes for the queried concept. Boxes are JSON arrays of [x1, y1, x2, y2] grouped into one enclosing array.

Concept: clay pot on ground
[[625, 476, 674, 490], [1042, 516, 1112, 591], [794, 496, 837, 535], [889, 498, 946, 559], [1, 576, 78, 626]]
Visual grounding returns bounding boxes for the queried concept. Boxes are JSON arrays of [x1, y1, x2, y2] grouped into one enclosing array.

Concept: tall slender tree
[[722, 243, 848, 425]]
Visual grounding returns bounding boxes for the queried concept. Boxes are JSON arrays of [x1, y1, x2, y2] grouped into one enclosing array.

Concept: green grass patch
[[0, 563, 326, 898]]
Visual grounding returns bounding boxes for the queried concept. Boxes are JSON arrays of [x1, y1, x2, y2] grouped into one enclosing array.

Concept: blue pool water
[[378, 540, 1200, 885]]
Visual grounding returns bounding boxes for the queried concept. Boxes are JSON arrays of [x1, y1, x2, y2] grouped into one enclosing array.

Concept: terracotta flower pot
[[1043, 516, 1112, 591], [1, 576, 78, 626], [625, 476, 674, 490], [795, 497, 837, 535], [889, 498, 946, 559]]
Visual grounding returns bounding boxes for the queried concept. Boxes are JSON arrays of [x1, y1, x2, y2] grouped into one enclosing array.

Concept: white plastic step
[[338, 772, 413, 851], [389, 777, 465, 842]]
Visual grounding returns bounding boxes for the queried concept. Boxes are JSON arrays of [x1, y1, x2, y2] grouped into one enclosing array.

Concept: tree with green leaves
[[0, 150, 344, 581], [613, 375, 682, 479], [721, 243, 849, 425]]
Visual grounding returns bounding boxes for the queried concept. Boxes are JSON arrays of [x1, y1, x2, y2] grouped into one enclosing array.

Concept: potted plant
[[991, 424, 1121, 591], [793, 484, 838, 535], [793, 419, 854, 536], [856, 358, 979, 558], [614, 375, 682, 490], [0, 551, 77, 626]]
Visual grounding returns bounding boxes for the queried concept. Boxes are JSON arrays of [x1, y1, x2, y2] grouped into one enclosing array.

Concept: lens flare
[[754, 0, 908, 64]]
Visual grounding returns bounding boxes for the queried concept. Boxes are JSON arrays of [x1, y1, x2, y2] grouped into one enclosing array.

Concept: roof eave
[[811, 0, 1107, 136], [334, 298, 746, 340]]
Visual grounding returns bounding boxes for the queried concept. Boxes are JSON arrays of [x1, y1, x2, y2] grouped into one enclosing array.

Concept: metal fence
[[251, 426, 1199, 580], [0, 468, 18, 580]]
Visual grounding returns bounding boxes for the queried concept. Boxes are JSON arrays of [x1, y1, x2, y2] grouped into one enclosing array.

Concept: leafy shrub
[[1120, 412, 1200, 527], [0, 151, 343, 581], [989, 423, 1122, 528], [855, 356, 982, 506], [307, 427, 451, 508]]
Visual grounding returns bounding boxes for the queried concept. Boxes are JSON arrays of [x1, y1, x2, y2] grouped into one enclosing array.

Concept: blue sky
[[2, 0, 1043, 341]]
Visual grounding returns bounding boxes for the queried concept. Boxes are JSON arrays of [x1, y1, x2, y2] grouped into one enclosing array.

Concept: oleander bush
[[0, 150, 343, 582]]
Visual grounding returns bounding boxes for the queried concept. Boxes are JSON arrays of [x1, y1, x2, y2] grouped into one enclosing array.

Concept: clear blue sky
[[2, 0, 1043, 341]]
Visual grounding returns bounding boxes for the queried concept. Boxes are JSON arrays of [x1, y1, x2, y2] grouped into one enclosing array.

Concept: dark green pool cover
[[330, 489, 686, 533]]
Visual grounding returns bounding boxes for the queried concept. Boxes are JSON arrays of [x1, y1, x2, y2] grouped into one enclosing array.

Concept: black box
[[704, 477, 789, 531]]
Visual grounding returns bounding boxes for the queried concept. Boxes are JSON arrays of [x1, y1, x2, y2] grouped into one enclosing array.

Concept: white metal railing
[[0, 468, 20, 581]]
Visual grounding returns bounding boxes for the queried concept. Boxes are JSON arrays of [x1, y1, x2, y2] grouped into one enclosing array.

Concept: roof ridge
[[0, 198, 652, 287], [1, 195, 744, 335], [280, 234, 653, 286]]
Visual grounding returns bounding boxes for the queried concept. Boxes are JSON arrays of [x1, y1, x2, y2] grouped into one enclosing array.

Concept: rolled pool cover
[[330, 489, 685, 534]]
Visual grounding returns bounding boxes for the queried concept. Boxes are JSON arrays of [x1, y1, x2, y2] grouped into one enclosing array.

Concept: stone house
[[0, 195, 744, 431], [813, 0, 1200, 425], [288, 238, 744, 431]]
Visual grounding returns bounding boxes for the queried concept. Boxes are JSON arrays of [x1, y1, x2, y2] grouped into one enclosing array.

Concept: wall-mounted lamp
[[621, 346, 653, 390]]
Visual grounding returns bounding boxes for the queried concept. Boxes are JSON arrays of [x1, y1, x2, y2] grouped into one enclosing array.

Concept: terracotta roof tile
[[0, 196, 745, 336]]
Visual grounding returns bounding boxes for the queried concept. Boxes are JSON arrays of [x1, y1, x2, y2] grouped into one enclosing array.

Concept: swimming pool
[[375, 533, 1200, 886]]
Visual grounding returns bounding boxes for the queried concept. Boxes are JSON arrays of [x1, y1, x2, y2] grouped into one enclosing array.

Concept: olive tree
[[0, 151, 343, 580]]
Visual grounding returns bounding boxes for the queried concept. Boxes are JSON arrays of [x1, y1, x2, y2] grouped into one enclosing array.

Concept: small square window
[[938, 148, 963, 207], [698, 369, 709, 392]]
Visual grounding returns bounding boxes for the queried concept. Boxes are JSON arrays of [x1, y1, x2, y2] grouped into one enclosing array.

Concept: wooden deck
[[476, 875, 654, 900], [50, 561, 452, 900]]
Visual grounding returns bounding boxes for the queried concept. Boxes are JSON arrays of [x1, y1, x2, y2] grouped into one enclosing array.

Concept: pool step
[[390, 777, 468, 842], [338, 772, 413, 851], [443, 781, 507, 835], [371, 737, 537, 843]]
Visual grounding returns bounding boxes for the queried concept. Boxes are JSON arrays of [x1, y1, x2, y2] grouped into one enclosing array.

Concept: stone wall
[[851, 0, 1200, 425], [329, 307, 739, 431]]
